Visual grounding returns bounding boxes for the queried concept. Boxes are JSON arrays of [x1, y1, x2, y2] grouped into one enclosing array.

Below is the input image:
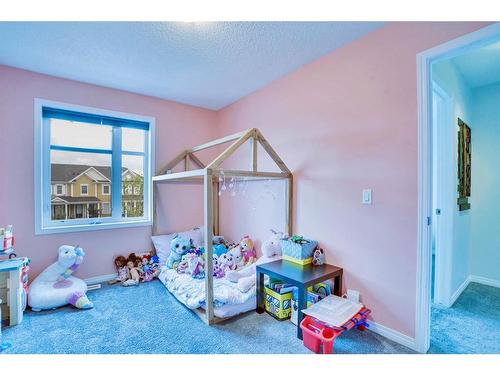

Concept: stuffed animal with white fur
[[226, 229, 286, 292], [218, 252, 236, 272], [229, 246, 245, 269], [28, 245, 93, 311]]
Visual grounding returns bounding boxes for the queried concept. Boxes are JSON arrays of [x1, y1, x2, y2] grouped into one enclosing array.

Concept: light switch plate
[[362, 189, 372, 204]]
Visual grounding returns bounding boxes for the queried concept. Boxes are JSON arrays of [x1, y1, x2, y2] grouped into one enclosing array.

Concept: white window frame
[[80, 184, 89, 196], [34, 98, 156, 235], [102, 184, 110, 195], [55, 184, 64, 195]]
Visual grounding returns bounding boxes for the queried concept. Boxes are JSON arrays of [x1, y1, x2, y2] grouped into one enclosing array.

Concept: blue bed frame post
[[204, 168, 215, 324]]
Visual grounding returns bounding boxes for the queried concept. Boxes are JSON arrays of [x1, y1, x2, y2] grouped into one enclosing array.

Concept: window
[[34, 99, 155, 234], [101, 202, 111, 215], [80, 184, 89, 195]]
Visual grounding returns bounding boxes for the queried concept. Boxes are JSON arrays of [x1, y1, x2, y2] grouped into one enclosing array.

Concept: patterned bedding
[[158, 266, 256, 310]]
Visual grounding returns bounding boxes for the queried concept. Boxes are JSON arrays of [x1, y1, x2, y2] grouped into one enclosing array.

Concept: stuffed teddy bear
[[239, 236, 256, 265], [166, 235, 192, 269], [226, 230, 285, 292]]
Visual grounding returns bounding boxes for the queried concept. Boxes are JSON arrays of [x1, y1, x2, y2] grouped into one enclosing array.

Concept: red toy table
[[300, 307, 371, 354]]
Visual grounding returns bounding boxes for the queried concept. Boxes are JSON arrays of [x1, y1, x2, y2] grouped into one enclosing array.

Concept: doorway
[[416, 22, 500, 354]]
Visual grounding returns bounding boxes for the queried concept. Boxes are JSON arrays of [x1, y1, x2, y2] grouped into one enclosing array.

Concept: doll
[[122, 259, 141, 286], [141, 254, 157, 282], [108, 255, 129, 285], [149, 255, 160, 278]]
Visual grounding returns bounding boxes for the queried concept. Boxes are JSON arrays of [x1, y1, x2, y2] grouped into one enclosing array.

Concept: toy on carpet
[[122, 253, 142, 286], [108, 255, 128, 285], [140, 254, 160, 282], [166, 235, 193, 269], [226, 230, 286, 292], [312, 247, 325, 266], [28, 245, 93, 311], [109, 252, 160, 286]]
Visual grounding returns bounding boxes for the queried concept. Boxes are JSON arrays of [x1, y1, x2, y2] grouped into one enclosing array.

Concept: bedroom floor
[[1, 280, 414, 354], [429, 282, 500, 354]]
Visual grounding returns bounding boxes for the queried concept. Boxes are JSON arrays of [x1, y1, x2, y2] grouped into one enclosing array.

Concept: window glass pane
[[50, 118, 112, 150], [122, 154, 144, 218], [122, 127, 145, 152], [50, 150, 112, 220]]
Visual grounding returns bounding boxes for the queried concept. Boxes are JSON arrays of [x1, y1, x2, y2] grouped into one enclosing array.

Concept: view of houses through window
[[50, 164, 144, 220], [36, 102, 151, 233]]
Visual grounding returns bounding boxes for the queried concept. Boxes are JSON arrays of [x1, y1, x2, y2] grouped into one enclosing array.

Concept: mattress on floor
[[158, 266, 256, 318]]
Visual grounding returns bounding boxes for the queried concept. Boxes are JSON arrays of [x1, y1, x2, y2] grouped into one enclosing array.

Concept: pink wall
[[216, 22, 489, 338], [0, 22, 491, 339], [0, 65, 218, 279]]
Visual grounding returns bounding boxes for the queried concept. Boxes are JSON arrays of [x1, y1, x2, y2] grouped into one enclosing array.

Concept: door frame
[[416, 22, 500, 353]]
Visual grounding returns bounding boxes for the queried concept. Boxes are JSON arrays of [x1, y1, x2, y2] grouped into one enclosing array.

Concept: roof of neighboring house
[[51, 164, 142, 183], [51, 195, 101, 204]]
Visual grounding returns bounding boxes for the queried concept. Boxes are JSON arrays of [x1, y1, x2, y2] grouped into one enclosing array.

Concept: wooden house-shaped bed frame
[[152, 128, 293, 324]]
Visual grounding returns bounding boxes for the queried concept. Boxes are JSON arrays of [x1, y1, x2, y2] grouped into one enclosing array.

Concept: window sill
[[35, 219, 152, 235]]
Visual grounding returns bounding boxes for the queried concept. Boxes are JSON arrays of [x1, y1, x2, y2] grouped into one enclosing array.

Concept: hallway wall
[[470, 82, 500, 284], [432, 59, 474, 300]]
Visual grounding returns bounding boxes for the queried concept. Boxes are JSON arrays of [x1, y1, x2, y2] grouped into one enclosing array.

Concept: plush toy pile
[[109, 252, 160, 286], [165, 234, 257, 280]]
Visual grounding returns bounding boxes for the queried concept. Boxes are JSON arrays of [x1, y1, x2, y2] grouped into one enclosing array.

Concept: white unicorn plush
[[28, 245, 93, 311]]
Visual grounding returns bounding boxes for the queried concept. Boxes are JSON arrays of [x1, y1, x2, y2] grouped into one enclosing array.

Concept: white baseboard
[[449, 276, 470, 307], [366, 319, 417, 352], [469, 275, 500, 288], [447, 274, 500, 307], [84, 273, 117, 285]]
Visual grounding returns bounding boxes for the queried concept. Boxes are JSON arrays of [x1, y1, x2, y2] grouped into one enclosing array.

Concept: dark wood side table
[[256, 259, 343, 339]]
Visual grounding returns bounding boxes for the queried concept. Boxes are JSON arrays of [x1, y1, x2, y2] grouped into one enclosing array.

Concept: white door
[[431, 82, 454, 307]]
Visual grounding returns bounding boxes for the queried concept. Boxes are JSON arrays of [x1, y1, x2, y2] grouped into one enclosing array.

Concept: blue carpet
[[1, 280, 413, 354], [429, 282, 500, 354]]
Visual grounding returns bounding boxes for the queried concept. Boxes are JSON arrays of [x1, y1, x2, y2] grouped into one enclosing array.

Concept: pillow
[[151, 226, 204, 266]]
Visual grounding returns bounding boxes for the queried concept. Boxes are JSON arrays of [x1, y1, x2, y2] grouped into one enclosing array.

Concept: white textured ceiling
[[452, 40, 500, 88], [0, 22, 384, 110]]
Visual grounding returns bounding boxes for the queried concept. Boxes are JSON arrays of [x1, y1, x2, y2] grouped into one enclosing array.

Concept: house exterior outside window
[[34, 99, 155, 234]]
